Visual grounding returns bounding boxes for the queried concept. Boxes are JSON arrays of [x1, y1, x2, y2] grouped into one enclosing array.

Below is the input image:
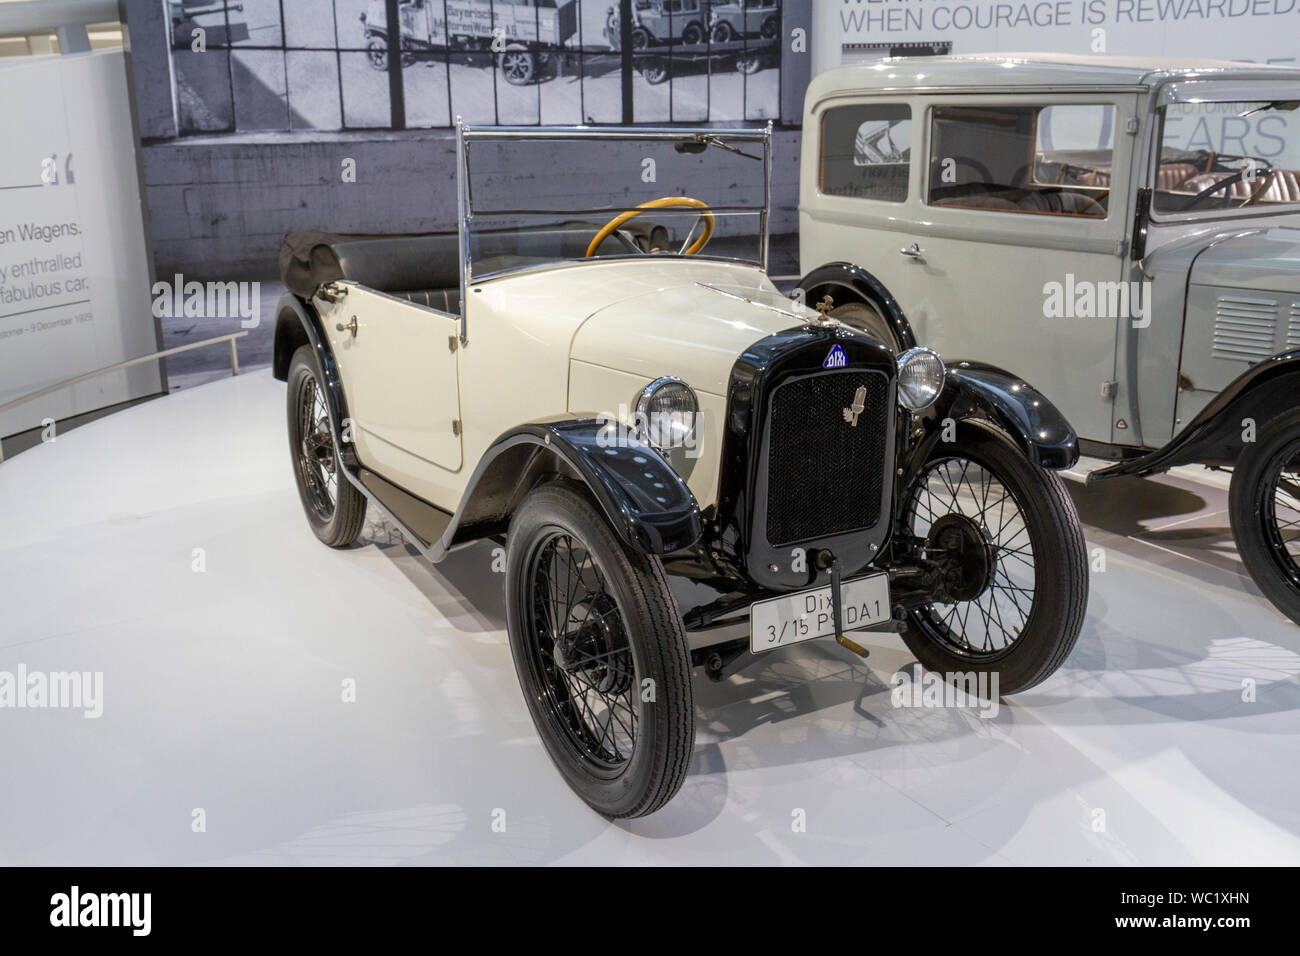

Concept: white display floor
[[2, 371, 1298, 865]]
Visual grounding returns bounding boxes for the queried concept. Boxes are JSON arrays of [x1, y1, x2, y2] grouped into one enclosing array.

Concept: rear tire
[[1230, 409, 1300, 626], [286, 345, 366, 548], [505, 483, 694, 817]]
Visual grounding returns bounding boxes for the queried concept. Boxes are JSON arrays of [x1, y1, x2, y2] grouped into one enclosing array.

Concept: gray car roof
[[807, 53, 1300, 102]]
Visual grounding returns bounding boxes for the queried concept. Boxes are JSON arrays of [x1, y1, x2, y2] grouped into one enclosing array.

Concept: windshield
[[1155, 100, 1300, 215], [459, 127, 771, 281]]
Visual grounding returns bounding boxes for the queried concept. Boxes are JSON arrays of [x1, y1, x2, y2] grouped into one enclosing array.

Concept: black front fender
[[272, 293, 358, 471], [1095, 348, 1300, 478], [436, 419, 703, 560], [931, 362, 1080, 470]]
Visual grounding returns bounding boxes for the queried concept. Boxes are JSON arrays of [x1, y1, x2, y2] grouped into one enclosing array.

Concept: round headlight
[[896, 347, 945, 412], [635, 376, 699, 449]]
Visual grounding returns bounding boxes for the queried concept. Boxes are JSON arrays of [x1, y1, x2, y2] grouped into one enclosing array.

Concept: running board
[[1058, 455, 1116, 485]]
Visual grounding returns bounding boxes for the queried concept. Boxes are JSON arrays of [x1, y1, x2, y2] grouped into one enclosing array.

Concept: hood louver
[[1213, 294, 1279, 362]]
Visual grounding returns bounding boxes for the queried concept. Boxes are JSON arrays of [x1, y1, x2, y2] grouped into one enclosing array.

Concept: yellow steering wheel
[[586, 197, 715, 258]]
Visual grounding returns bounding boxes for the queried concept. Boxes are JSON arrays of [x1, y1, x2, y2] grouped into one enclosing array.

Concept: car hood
[[1189, 225, 1300, 294], [570, 271, 824, 396]]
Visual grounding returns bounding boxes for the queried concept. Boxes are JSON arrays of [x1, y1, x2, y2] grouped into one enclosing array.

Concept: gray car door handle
[[900, 243, 923, 259]]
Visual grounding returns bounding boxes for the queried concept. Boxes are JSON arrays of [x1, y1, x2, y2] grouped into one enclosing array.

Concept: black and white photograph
[[163, 0, 785, 131]]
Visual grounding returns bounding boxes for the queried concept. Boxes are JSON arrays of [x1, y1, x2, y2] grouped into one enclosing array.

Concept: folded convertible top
[[278, 230, 439, 299]]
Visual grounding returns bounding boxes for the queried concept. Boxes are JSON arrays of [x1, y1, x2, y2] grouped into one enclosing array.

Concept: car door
[[899, 94, 1143, 446], [799, 97, 920, 319], [325, 286, 463, 500]]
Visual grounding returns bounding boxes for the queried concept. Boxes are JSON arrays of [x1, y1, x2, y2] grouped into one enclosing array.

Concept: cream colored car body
[[314, 256, 821, 514]]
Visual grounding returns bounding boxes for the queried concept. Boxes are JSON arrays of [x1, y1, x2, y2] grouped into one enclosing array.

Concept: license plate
[[749, 573, 891, 653]]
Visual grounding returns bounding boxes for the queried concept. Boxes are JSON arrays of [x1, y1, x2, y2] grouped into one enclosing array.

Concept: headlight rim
[[633, 375, 700, 450], [896, 345, 946, 413]]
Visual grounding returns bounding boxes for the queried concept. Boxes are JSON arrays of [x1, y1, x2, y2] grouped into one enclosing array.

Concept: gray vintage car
[[798, 54, 1300, 626]]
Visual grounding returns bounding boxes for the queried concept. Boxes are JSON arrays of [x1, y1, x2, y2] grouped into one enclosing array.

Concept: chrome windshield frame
[[453, 120, 774, 345]]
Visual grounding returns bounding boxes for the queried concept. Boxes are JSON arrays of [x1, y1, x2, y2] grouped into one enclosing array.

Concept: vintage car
[[799, 54, 1300, 627], [604, 1, 772, 81], [361, 0, 576, 84], [708, 0, 780, 43], [606, 0, 711, 49], [274, 124, 1088, 817]]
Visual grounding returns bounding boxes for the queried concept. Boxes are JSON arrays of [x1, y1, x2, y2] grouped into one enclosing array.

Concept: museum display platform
[[1, 371, 1297, 865]]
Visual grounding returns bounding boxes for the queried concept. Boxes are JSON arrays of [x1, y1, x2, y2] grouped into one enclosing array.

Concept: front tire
[[1230, 409, 1300, 626], [898, 423, 1087, 693], [286, 345, 366, 548], [505, 483, 694, 817]]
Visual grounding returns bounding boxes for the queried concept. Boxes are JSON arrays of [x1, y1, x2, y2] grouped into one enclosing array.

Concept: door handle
[[899, 243, 923, 259], [336, 315, 358, 338]]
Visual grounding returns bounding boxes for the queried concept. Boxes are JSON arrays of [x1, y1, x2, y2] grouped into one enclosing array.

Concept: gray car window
[[820, 104, 912, 202], [927, 104, 1114, 219], [1154, 101, 1300, 214]]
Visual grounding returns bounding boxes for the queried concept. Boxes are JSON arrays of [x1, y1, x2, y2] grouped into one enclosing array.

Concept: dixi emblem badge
[[823, 344, 848, 369]]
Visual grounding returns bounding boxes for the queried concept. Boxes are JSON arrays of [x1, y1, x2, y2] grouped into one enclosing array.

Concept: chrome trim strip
[[761, 120, 773, 272], [456, 115, 469, 346]]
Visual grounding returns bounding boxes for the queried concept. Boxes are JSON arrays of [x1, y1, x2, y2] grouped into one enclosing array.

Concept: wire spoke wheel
[[895, 425, 1085, 693], [526, 531, 638, 773], [286, 346, 366, 549], [1230, 410, 1300, 627], [295, 372, 338, 522], [904, 455, 1037, 660], [505, 484, 692, 816], [1261, 441, 1300, 577]]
